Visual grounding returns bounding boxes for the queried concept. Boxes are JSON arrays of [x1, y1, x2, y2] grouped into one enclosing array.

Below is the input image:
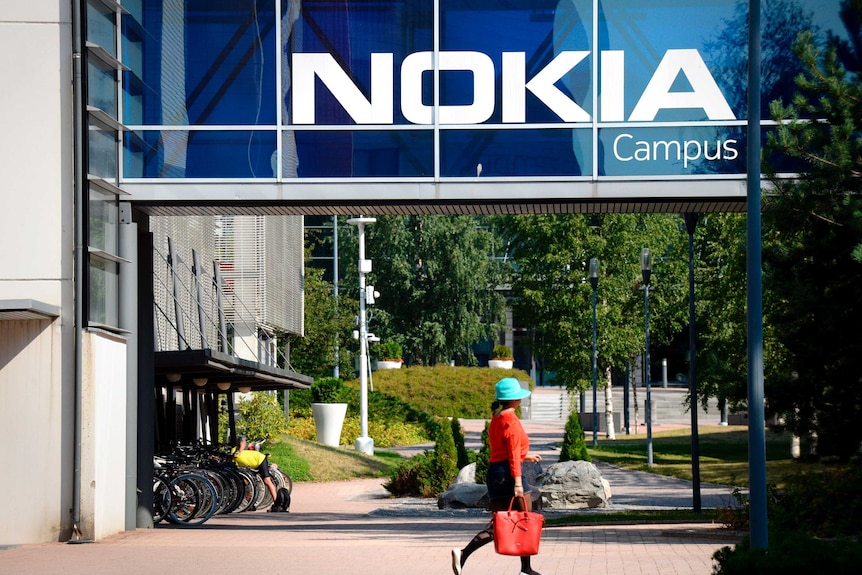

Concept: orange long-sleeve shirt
[[488, 409, 530, 480]]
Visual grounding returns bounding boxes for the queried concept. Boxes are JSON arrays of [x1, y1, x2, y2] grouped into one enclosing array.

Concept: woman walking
[[451, 377, 544, 575]]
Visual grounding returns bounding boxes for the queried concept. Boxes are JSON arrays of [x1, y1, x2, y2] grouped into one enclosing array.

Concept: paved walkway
[[0, 419, 742, 575]]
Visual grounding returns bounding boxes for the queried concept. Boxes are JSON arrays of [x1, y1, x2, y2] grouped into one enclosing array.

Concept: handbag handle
[[507, 495, 528, 512]]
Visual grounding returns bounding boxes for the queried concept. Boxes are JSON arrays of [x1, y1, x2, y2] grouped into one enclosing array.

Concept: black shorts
[[257, 456, 272, 479], [486, 460, 530, 502]]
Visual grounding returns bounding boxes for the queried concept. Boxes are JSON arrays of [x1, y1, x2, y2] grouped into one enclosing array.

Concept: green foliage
[[384, 418, 460, 497], [712, 530, 862, 575], [236, 392, 288, 442], [474, 420, 491, 485], [495, 213, 688, 392], [362, 215, 507, 366], [311, 376, 345, 403], [693, 213, 749, 411], [287, 414, 429, 448], [256, 438, 314, 481], [719, 466, 862, 539], [559, 409, 591, 462], [492, 344, 513, 359], [384, 452, 434, 497], [763, 26, 862, 459], [352, 365, 533, 420], [281, 265, 356, 379], [451, 418, 473, 469], [375, 341, 403, 360], [420, 418, 459, 496]]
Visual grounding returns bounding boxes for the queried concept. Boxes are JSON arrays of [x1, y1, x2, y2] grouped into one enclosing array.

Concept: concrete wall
[[0, 2, 76, 545], [0, 319, 68, 544], [80, 331, 128, 540]]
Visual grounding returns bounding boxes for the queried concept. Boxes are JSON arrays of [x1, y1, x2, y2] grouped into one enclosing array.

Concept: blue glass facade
[[121, 0, 844, 184]]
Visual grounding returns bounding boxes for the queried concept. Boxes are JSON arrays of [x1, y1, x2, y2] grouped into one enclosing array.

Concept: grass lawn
[[589, 425, 829, 488], [263, 435, 404, 482]]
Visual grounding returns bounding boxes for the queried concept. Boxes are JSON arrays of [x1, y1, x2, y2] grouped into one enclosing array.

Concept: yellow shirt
[[234, 449, 266, 468]]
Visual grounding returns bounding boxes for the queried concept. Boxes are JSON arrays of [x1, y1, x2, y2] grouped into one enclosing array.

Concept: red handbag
[[493, 496, 545, 556]]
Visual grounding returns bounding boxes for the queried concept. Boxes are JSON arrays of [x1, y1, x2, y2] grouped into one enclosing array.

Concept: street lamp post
[[347, 216, 376, 455], [589, 258, 599, 446], [641, 248, 653, 466], [683, 213, 702, 512]]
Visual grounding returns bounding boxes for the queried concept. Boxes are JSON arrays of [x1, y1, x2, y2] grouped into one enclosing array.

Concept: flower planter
[[488, 359, 513, 369], [311, 402, 348, 446], [376, 360, 403, 370]]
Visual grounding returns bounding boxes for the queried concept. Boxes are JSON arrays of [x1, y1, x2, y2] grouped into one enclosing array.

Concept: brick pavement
[[0, 416, 741, 575], [0, 477, 735, 575]]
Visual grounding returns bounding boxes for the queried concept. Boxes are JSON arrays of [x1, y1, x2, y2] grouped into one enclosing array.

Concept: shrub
[[384, 452, 433, 496], [492, 344, 513, 359], [474, 420, 491, 484], [712, 530, 862, 575], [236, 392, 288, 442], [287, 415, 429, 447], [451, 418, 474, 470], [384, 418, 459, 497], [311, 376, 345, 403], [559, 409, 591, 462], [376, 341, 403, 361], [420, 419, 459, 496], [718, 466, 862, 538], [350, 365, 533, 420]]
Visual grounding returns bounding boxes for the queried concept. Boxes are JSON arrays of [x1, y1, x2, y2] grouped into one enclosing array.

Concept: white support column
[[347, 217, 376, 454]]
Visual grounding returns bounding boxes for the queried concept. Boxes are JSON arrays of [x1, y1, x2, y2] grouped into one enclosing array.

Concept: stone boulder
[[438, 482, 489, 509], [453, 462, 477, 485], [539, 460, 609, 509], [440, 461, 545, 509]]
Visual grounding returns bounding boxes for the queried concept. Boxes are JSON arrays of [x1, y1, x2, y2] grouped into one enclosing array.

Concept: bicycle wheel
[[166, 472, 217, 527], [233, 467, 258, 513], [272, 467, 293, 494], [152, 474, 171, 524]]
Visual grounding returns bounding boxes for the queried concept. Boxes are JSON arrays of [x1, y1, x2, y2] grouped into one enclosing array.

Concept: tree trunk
[[604, 367, 615, 440], [631, 361, 640, 434]]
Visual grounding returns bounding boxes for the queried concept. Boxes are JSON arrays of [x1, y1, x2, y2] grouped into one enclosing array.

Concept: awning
[[0, 299, 61, 321], [155, 348, 312, 392]]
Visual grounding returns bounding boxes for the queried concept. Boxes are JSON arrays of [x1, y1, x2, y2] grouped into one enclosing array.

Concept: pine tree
[[559, 409, 591, 462]]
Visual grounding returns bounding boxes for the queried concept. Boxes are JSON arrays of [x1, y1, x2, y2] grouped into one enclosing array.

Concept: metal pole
[[642, 248, 653, 466], [623, 361, 630, 434], [333, 215, 340, 378], [747, 0, 768, 550], [348, 217, 376, 454], [591, 284, 598, 445], [645, 284, 652, 465], [684, 212, 702, 512]]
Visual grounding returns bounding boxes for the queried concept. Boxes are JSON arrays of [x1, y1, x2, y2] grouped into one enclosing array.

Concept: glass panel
[[87, 0, 116, 56], [124, 130, 277, 177], [599, 0, 739, 122], [88, 60, 118, 116], [287, 0, 433, 126], [440, 128, 591, 177], [89, 187, 119, 254], [597, 125, 746, 177], [439, 0, 588, 124], [89, 256, 119, 327], [292, 130, 433, 177], [89, 128, 118, 179], [129, 0, 277, 126]]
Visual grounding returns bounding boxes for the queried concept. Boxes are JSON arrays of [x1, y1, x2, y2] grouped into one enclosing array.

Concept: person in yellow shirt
[[233, 436, 279, 510]]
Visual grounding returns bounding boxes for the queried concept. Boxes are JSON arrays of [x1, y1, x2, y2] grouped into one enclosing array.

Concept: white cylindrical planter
[[488, 359, 513, 369], [311, 403, 348, 446], [376, 360, 402, 370]]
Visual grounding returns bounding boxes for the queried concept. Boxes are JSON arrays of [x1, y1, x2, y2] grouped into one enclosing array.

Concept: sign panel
[[120, 0, 846, 211]]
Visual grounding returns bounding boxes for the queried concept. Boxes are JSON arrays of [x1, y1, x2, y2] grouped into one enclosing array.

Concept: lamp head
[[641, 248, 652, 285], [589, 257, 599, 290]]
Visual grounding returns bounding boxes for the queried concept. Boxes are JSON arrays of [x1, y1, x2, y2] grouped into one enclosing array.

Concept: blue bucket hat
[[495, 378, 531, 401]]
